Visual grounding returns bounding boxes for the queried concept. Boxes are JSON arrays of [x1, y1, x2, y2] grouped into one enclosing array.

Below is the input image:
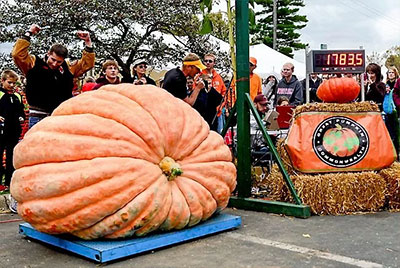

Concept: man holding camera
[[188, 73, 223, 130], [201, 53, 226, 131], [12, 24, 95, 128], [162, 53, 206, 106]]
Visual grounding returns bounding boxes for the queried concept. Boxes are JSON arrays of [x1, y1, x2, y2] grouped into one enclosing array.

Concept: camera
[[197, 78, 207, 89], [203, 79, 208, 90]]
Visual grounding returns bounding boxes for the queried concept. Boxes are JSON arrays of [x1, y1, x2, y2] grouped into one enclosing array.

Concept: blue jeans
[[217, 108, 226, 133]]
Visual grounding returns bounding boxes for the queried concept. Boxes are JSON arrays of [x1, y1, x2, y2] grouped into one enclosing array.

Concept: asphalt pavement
[[1, 201, 399, 268]]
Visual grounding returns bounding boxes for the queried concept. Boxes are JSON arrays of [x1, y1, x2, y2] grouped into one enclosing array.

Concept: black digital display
[[311, 50, 365, 73]]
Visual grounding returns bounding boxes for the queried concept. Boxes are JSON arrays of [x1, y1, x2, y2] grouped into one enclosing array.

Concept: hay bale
[[257, 164, 286, 200], [276, 138, 298, 176], [292, 102, 380, 119], [260, 164, 386, 215], [379, 162, 400, 210]]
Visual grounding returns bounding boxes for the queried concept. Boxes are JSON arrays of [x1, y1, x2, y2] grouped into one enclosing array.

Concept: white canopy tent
[[250, 44, 306, 80]]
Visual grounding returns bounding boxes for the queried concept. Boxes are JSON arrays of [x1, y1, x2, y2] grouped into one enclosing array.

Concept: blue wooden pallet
[[19, 213, 241, 263]]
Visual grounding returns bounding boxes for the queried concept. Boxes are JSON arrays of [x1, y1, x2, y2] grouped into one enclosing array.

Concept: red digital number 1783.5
[[327, 53, 363, 66]]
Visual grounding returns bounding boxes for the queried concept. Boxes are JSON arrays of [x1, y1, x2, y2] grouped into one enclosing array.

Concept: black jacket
[[25, 55, 74, 113], [365, 81, 386, 111], [0, 88, 25, 139], [121, 74, 156, 86], [191, 87, 222, 131], [301, 76, 323, 103], [93, 76, 121, 90]]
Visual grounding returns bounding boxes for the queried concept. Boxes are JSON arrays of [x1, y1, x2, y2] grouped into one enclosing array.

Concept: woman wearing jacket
[[364, 63, 386, 111], [122, 59, 155, 86], [262, 73, 279, 108]]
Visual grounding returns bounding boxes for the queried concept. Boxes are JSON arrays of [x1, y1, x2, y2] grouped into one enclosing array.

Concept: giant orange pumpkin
[[317, 77, 360, 103], [10, 84, 236, 240]]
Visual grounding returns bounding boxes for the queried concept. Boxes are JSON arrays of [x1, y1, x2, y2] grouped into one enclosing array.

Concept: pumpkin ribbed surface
[[10, 84, 236, 239], [316, 77, 360, 103]]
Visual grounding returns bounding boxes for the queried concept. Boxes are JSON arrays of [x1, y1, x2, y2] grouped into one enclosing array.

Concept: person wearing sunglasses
[[122, 59, 156, 86], [162, 53, 206, 106], [201, 54, 226, 97]]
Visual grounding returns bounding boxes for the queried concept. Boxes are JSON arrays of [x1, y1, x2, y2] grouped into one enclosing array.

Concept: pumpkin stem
[[159, 156, 183, 181], [335, 123, 342, 130]]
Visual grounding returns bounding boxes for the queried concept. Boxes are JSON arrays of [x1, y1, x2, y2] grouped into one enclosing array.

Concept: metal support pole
[[245, 94, 302, 205], [226, 0, 311, 218], [235, 0, 251, 198], [361, 76, 365, 101], [273, 0, 277, 50], [305, 46, 310, 103]]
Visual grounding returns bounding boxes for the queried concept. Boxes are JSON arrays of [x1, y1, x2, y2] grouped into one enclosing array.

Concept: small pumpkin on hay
[[316, 77, 361, 104], [10, 84, 237, 239], [259, 77, 400, 214]]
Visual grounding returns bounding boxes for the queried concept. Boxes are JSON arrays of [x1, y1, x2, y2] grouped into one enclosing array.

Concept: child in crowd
[[0, 70, 25, 192], [276, 96, 290, 106]]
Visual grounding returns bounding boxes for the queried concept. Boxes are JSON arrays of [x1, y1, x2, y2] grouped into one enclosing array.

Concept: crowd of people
[[1, 23, 400, 210]]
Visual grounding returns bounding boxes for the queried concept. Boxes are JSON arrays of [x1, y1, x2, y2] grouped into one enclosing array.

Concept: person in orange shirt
[[249, 57, 262, 101], [202, 54, 226, 96], [226, 57, 262, 110]]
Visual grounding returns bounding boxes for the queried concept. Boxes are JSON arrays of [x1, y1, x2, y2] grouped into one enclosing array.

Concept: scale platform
[[19, 213, 241, 263]]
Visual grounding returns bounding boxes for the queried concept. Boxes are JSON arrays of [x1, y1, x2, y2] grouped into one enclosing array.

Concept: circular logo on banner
[[312, 116, 369, 168]]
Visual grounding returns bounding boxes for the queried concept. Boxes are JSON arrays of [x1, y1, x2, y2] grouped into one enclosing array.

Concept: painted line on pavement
[[226, 233, 383, 268]]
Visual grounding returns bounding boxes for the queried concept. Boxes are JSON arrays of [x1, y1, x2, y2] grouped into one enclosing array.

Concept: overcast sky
[[292, 0, 400, 62], [2, 0, 399, 63], [212, 0, 400, 63]]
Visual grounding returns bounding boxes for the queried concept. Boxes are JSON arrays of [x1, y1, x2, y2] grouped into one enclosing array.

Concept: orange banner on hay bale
[[285, 111, 396, 173]]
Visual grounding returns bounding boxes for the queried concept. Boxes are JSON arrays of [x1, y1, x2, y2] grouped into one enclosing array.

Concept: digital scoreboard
[[306, 49, 365, 73]]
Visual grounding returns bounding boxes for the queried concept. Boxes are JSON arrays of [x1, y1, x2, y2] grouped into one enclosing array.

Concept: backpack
[[383, 89, 396, 115]]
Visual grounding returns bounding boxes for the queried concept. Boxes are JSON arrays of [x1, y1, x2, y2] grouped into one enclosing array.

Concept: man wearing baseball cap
[[250, 94, 270, 150], [249, 57, 263, 101], [162, 53, 206, 106], [253, 94, 269, 117]]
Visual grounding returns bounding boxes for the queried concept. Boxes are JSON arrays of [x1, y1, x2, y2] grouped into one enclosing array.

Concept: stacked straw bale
[[379, 162, 400, 211], [259, 163, 386, 215], [253, 102, 399, 215]]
